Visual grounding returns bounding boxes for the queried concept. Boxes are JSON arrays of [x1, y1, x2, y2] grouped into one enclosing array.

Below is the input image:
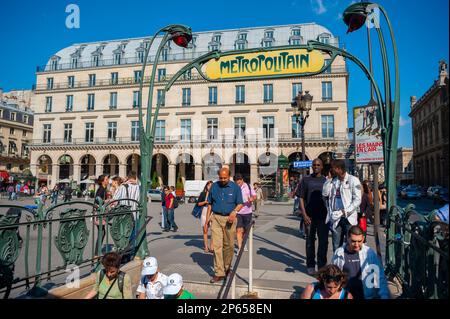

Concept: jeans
[[161, 206, 166, 229], [331, 217, 352, 252], [164, 208, 178, 230], [305, 218, 329, 269]]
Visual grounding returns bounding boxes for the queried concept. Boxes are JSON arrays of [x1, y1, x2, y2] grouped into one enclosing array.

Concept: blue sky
[[0, 0, 448, 148]]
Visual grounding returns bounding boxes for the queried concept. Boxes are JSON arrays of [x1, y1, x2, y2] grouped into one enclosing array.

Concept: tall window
[[182, 88, 191, 106], [133, 91, 140, 108], [161, 48, 169, 61], [64, 123, 72, 143], [157, 89, 165, 106], [71, 58, 78, 68], [234, 117, 246, 140], [265, 31, 274, 38], [263, 41, 273, 48], [236, 43, 246, 50], [51, 59, 58, 70], [263, 84, 273, 103], [108, 122, 117, 142], [111, 72, 119, 85], [292, 115, 302, 138], [66, 95, 73, 112], [207, 118, 218, 140], [45, 97, 52, 112], [110, 92, 118, 109], [155, 120, 165, 142], [292, 28, 301, 36], [131, 121, 140, 142], [114, 53, 122, 65], [10, 113, 16, 121], [322, 81, 333, 101], [180, 119, 191, 141], [92, 55, 100, 67], [43, 124, 51, 143], [319, 35, 330, 44], [291, 39, 301, 45], [134, 70, 142, 83], [208, 87, 217, 105], [87, 94, 95, 110], [47, 78, 53, 90], [263, 116, 275, 139], [213, 35, 221, 43], [236, 85, 245, 104], [209, 44, 219, 51], [137, 51, 144, 63], [89, 74, 96, 86], [323, 59, 331, 74], [85, 123, 94, 143], [68, 76, 75, 88], [23, 115, 28, 124], [158, 69, 166, 82], [321, 115, 334, 138], [292, 83, 302, 99]]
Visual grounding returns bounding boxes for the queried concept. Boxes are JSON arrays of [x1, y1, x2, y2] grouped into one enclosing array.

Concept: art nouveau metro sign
[[203, 47, 326, 81]]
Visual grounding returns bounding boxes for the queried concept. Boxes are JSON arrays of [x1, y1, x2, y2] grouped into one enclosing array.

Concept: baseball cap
[[141, 257, 158, 276], [163, 273, 183, 296]]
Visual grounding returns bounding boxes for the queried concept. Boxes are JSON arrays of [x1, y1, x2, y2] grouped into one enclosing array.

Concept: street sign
[[204, 48, 325, 80], [293, 160, 313, 168]]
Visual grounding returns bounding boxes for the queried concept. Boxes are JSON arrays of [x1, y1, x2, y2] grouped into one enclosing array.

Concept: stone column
[[119, 163, 127, 179], [95, 163, 103, 178], [250, 163, 259, 186], [195, 163, 203, 180], [168, 164, 176, 187], [51, 163, 59, 188], [73, 164, 81, 183]]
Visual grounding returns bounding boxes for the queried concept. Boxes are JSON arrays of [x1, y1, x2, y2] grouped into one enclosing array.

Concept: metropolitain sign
[[204, 48, 325, 81]]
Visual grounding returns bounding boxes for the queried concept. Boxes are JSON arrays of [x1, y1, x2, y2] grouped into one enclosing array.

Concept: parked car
[[400, 185, 421, 199], [184, 180, 209, 203], [397, 186, 406, 198], [147, 189, 162, 202], [419, 186, 427, 198], [433, 188, 449, 204], [427, 186, 443, 198]]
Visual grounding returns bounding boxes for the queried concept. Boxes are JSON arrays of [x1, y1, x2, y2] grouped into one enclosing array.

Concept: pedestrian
[[94, 175, 109, 254], [301, 264, 353, 299], [113, 171, 140, 254], [51, 184, 59, 205], [296, 158, 329, 275], [84, 251, 133, 299], [359, 181, 372, 239], [234, 174, 256, 254], [206, 167, 243, 283], [38, 184, 48, 205], [295, 180, 306, 239], [323, 159, 362, 252], [163, 273, 196, 299], [137, 257, 168, 299], [378, 185, 387, 226], [110, 176, 122, 198], [63, 183, 72, 202], [199, 181, 213, 253], [162, 186, 178, 232], [332, 225, 390, 299], [7, 184, 14, 201], [253, 183, 264, 218]]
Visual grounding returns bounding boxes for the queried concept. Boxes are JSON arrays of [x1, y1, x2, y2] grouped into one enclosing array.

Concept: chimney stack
[[410, 96, 417, 108]]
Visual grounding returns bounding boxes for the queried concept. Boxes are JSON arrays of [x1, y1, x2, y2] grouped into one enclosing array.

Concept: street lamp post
[[292, 91, 313, 179], [342, 2, 400, 270], [136, 25, 192, 259]]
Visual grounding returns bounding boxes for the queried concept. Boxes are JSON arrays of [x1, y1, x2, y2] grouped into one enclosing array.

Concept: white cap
[[163, 273, 183, 296], [141, 257, 158, 276]]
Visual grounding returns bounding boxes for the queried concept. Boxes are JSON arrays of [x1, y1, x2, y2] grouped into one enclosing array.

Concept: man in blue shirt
[[207, 167, 243, 283]]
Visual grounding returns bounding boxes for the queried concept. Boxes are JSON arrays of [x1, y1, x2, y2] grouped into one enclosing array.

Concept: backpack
[[98, 269, 126, 299]]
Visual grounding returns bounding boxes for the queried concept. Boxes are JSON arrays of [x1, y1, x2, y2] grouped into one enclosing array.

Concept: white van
[[184, 180, 209, 203]]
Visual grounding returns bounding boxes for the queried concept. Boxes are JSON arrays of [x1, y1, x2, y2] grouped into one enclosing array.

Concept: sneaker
[[244, 244, 248, 252], [307, 267, 316, 275]]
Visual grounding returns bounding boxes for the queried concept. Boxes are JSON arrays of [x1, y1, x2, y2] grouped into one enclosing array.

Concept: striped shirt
[[113, 181, 140, 219]]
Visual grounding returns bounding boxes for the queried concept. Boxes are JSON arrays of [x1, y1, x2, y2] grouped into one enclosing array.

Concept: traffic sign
[[293, 160, 313, 168]]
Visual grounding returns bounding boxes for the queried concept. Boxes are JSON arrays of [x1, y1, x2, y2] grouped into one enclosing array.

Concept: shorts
[[237, 213, 253, 230]]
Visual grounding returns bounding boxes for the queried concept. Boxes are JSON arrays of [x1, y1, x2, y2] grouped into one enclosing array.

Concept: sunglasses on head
[[324, 274, 343, 282]]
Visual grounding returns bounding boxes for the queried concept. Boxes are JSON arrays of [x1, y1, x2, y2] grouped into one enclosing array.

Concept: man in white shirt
[[323, 159, 362, 252], [137, 257, 168, 299]]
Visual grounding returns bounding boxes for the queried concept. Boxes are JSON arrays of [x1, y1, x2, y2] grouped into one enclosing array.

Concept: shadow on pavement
[[190, 252, 214, 277], [256, 247, 307, 273], [274, 225, 302, 239]]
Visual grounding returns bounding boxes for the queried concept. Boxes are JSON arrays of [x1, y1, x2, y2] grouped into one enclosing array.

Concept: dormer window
[[262, 29, 275, 48], [92, 55, 100, 67], [161, 48, 169, 61], [209, 44, 219, 52], [291, 28, 301, 36], [318, 33, 331, 44], [114, 53, 122, 65], [212, 35, 221, 43], [264, 31, 274, 39], [209, 34, 222, 52], [137, 50, 144, 63], [235, 32, 248, 50], [289, 27, 303, 45], [50, 57, 59, 71], [71, 57, 78, 68], [238, 33, 247, 40], [187, 36, 197, 49]]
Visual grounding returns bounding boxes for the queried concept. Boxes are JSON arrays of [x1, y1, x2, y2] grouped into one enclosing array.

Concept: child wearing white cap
[[137, 257, 168, 299], [163, 273, 196, 299]]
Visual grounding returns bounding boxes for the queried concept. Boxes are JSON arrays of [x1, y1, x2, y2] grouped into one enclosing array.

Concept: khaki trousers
[[211, 213, 236, 277]]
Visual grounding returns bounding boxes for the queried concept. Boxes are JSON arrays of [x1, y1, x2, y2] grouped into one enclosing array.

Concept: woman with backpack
[[84, 252, 132, 299], [300, 264, 353, 299]]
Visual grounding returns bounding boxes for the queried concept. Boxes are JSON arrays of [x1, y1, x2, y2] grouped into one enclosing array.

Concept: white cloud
[[311, 0, 327, 15], [399, 116, 411, 127]]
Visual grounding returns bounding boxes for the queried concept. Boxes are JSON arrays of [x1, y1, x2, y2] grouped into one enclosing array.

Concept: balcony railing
[[34, 66, 348, 92], [29, 133, 349, 147]]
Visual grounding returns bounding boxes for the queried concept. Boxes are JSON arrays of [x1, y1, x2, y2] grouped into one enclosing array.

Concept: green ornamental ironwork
[[55, 208, 89, 266], [0, 215, 21, 267], [108, 205, 135, 252]]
